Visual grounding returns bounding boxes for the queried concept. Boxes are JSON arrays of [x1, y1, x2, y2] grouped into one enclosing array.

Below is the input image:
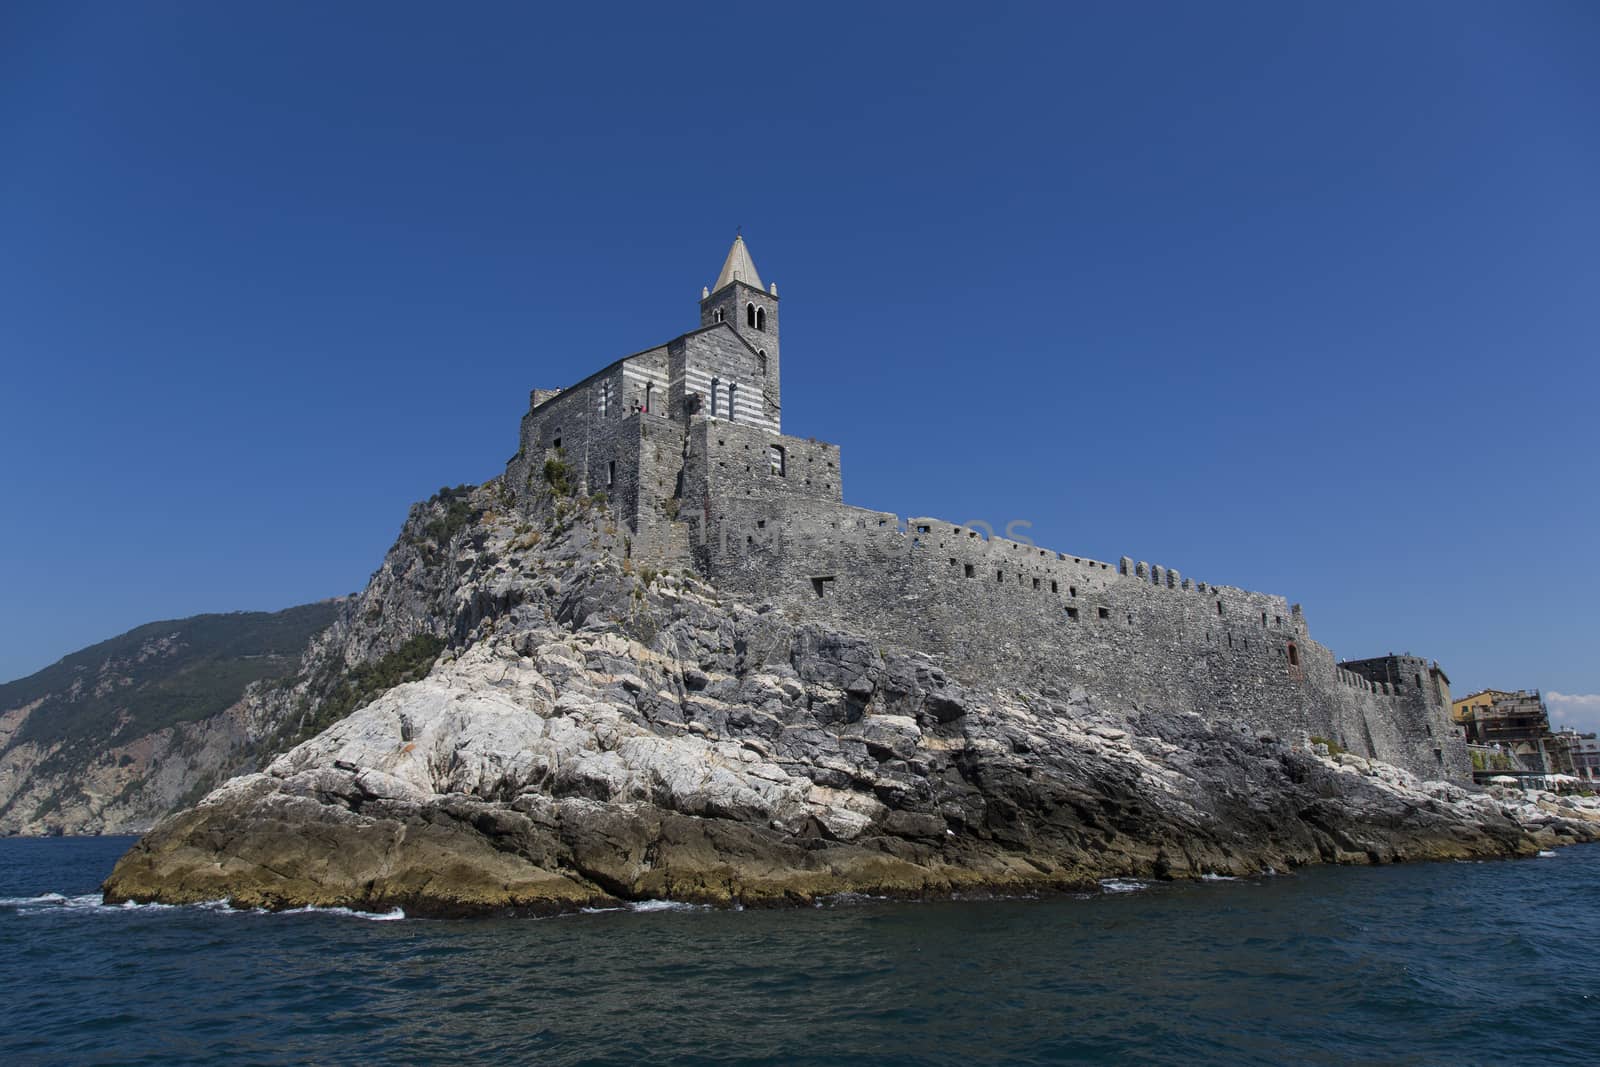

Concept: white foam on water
[[1097, 878, 1150, 894], [1199, 873, 1239, 882], [1538, 850, 1558, 858], [627, 899, 709, 913], [0, 893, 70, 907], [277, 905, 406, 921], [4, 893, 401, 920]]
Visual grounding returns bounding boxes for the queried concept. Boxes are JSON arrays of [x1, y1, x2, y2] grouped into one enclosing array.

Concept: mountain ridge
[[0, 601, 345, 835]]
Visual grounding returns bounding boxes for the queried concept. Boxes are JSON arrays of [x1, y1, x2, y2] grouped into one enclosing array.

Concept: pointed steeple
[[712, 234, 764, 293]]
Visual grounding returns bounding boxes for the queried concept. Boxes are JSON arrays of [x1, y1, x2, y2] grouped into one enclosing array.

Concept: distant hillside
[[0, 602, 343, 835]]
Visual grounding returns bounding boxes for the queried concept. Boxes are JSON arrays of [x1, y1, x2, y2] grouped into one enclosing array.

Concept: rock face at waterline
[[103, 495, 1600, 916]]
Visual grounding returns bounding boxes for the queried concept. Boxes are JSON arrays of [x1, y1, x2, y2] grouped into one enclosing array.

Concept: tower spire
[[712, 234, 764, 293]]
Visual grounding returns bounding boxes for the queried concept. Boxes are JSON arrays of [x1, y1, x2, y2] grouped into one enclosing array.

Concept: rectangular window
[[606, 460, 615, 487], [810, 576, 836, 598], [1097, 607, 1110, 619], [964, 564, 975, 579], [1066, 607, 1079, 620], [1032, 578, 1040, 590], [768, 444, 786, 476]]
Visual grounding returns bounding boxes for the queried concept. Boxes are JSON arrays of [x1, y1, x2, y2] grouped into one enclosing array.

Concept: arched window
[[713, 308, 724, 323], [727, 383, 738, 421], [1288, 643, 1300, 666], [746, 303, 756, 327], [757, 348, 767, 374], [755, 307, 766, 331], [710, 377, 720, 417]]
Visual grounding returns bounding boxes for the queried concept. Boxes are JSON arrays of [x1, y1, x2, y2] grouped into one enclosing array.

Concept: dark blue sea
[[1, 837, 1595, 1065]]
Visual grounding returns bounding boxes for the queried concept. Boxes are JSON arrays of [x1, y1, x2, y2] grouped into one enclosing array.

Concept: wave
[[1, 893, 403, 920], [277, 905, 406, 921], [627, 899, 710, 913], [1097, 878, 1151, 894], [579, 899, 712, 916]]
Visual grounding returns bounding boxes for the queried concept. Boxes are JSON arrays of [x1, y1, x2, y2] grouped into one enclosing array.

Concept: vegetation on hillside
[[1, 602, 344, 754], [418, 485, 482, 546], [267, 632, 447, 753]]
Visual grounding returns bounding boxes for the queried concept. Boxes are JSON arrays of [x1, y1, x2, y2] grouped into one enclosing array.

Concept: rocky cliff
[[103, 480, 1600, 915], [0, 603, 341, 835]]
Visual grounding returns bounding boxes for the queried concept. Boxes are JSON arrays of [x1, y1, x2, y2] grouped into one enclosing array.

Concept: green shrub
[[1309, 735, 1346, 756], [543, 457, 572, 497]]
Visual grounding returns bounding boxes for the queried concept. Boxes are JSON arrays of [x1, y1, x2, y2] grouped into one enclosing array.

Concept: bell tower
[[700, 234, 780, 418]]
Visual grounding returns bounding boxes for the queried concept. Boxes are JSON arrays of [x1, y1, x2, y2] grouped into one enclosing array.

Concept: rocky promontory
[[103, 485, 1600, 916]]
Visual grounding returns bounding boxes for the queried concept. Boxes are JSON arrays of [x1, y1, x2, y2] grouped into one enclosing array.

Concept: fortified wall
[[504, 237, 1469, 783]]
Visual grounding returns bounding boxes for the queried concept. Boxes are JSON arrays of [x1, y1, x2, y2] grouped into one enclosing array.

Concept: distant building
[[1553, 729, 1600, 783], [1452, 689, 1572, 777]]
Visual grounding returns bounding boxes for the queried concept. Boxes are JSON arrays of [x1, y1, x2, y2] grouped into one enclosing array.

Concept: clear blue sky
[[3, 3, 1596, 728]]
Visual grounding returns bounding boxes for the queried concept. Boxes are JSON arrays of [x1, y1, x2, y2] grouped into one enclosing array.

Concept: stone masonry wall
[[689, 493, 1467, 782]]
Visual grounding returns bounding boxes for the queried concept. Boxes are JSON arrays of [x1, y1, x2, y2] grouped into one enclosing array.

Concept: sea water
[[1, 835, 1595, 1065]]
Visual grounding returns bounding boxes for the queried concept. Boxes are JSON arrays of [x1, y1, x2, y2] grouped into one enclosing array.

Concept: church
[[503, 236, 1467, 784]]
